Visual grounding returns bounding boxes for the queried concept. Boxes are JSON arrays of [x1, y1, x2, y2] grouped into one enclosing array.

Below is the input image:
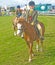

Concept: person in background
[[14, 5, 22, 24], [13, 5, 22, 36], [16, 5, 22, 18]]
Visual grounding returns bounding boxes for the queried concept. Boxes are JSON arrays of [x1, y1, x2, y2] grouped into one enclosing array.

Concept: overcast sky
[[0, 0, 55, 7]]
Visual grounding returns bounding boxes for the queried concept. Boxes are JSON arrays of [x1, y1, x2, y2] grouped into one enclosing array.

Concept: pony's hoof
[[40, 48, 43, 52], [32, 54, 34, 57], [14, 33, 16, 36], [29, 59, 32, 62], [36, 50, 39, 52]]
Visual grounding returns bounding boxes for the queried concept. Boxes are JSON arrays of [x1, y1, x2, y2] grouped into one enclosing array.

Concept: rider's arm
[[33, 11, 38, 24]]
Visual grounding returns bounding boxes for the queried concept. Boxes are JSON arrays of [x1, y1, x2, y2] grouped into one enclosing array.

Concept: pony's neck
[[22, 20, 28, 30], [22, 20, 32, 33]]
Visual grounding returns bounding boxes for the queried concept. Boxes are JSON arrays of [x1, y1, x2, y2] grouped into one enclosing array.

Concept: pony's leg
[[36, 39, 43, 52], [14, 26, 17, 36], [36, 44, 39, 52], [40, 40, 43, 52], [29, 43, 33, 62], [14, 32, 16, 36], [36, 40, 39, 52], [27, 41, 34, 57], [38, 40, 43, 52]]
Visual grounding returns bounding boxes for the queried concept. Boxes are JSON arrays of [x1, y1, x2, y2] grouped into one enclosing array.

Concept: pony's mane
[[18, 17, 26, 22]]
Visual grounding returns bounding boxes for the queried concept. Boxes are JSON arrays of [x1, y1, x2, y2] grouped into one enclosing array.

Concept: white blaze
[[17, 23, 22, 35], [17, 23, 22, 29]]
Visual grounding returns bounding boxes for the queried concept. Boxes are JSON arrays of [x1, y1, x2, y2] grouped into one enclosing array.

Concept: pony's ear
[[16, 18, 19, 23]]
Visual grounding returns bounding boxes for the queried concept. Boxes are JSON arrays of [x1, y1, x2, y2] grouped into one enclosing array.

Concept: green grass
[[0, 16, 55, 65]]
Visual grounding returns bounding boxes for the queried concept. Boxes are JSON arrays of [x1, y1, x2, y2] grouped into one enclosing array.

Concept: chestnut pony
[[13, 17, 45, 62]]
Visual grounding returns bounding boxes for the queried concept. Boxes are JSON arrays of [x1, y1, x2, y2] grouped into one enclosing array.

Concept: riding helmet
[[17, 5, 20, 8], [29, 1, 35, 6]]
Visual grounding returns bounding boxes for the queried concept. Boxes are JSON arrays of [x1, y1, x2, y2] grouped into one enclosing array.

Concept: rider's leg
[[35, 24, 44, 40], [37, 24, 44, 40], [35, 25, 41, 37], [37, 24, 42, 36]]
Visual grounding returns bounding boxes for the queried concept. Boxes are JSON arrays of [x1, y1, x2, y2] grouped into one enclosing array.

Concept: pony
[[13, 17, 45, 62]]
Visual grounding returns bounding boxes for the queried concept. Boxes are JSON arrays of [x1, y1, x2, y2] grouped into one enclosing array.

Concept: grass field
[[0, 16, 55, 65]]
